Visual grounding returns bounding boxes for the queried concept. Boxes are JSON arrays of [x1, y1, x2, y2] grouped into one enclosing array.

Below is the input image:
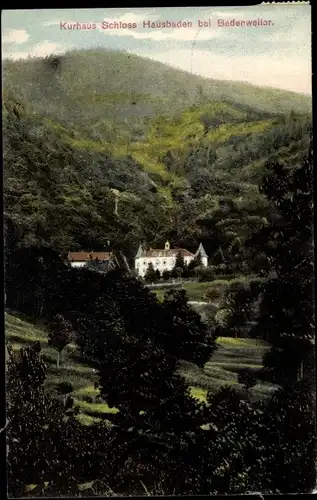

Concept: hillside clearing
[[182, 336, 279, 402]]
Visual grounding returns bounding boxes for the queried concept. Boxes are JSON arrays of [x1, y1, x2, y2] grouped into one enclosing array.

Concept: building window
[[163, 260, 167, 265]]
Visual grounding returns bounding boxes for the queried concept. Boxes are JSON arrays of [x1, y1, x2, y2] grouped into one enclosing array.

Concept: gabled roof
[[136, 248, 194, 258], [67, 251, 112, 262]]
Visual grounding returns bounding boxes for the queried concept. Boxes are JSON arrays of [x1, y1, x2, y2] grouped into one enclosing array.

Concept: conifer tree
[[144, 262, 157, 283], [172, 252, 185, 277], [187, 252, 202, 273]]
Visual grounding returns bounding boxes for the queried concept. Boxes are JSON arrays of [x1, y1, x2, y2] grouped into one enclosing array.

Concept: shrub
[[196, 266, 215, 282], [173, 266, 183, 278], [162, 270, 171, 281], [56, 381, 73, 395], [83, 394, 94, 404], [238, 368, 257, 390], [204, 288, 222, 301]]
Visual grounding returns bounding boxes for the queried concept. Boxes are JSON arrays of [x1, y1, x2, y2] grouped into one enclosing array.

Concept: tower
[[135, 243, 144, 277], [196, 243, 208, 266], [135, 243, 143, 259]]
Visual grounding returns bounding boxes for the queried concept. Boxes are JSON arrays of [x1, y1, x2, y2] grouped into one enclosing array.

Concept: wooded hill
[[3, 49, 312, 263]]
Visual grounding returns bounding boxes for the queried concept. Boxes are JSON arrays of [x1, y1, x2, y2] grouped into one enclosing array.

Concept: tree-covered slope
[[3, 49, 312, 262]]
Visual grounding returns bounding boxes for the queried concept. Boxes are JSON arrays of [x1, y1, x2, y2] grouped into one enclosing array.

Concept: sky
[[2, 5, 312, 95]]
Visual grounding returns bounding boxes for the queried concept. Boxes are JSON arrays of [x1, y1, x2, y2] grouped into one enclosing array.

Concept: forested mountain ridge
[[3, 48, 311, 128], [3, 49, 312, 263]]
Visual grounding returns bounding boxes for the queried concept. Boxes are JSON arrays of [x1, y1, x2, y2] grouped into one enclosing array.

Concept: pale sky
[[2, 5, 312, 95]]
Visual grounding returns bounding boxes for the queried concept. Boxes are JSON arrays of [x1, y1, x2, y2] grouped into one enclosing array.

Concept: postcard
[[2, 3, 314, 497]]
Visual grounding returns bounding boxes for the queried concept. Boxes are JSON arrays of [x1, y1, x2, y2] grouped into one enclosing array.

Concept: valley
[[3, 47, 313, 497]]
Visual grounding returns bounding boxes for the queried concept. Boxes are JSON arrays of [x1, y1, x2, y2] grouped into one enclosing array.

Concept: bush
[[216, 263, 227, 274], [172, 266, 183, 278], [83, 394, 94, 404], [238, 368, 257, 390], [196, 266, 215, 282], [56, 382, 73, 395], [204, 288, 222, 302], [162, 270, 171, 281], [208, 265, 216, 274]]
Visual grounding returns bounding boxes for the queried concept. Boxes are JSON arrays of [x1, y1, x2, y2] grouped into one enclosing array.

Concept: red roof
[[140, 248, 194, 258], [68, 251, 112, 262]]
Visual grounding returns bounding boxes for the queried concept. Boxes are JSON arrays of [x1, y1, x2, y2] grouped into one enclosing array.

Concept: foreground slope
[[6, 311, 277, 419], [5, 312, 116, 426]]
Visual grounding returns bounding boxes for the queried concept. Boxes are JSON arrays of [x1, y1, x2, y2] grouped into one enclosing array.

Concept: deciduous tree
[[48, 314, 73, 368]]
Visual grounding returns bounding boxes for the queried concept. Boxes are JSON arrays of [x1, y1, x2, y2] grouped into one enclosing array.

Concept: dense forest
[[3, 49, 312, 263], [3, 49, 315, 496]]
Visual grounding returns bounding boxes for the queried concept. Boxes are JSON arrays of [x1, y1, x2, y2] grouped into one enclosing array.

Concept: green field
[[152, 275, 259, 302], [5, 311, 278, 424]]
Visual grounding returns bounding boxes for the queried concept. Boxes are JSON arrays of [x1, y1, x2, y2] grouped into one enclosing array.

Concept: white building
[[135, 241, 208, 278], [67, 251, 113, 268]]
